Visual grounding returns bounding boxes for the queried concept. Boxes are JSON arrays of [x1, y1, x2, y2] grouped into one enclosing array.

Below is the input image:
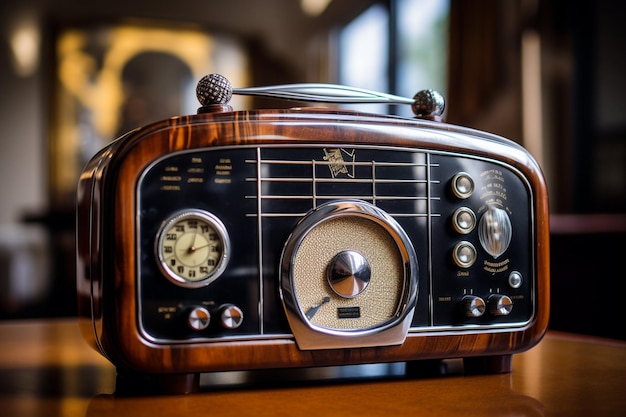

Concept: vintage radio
[[76, 74, 549, 394]]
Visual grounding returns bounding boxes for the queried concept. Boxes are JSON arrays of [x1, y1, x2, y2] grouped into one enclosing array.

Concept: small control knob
[[508, 271, 523, 289], [488, 294, 513, 316], [452, 241, 477, 268], [187, 306, 211, 330], [478, 205, 512, 258], [463, 295, 486, 317], [452, 207, 476, 234], [451, 172, 474, 199], [219, 304, 244, 329]]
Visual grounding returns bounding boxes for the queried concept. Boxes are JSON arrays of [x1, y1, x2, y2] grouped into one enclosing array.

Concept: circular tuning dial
[[280, 200, 418, 350]]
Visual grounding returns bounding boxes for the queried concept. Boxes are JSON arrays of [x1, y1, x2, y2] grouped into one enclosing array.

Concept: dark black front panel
[[136, 146, 535, 343], [429, 154, 535, 328], [137, 149, 261, 341]]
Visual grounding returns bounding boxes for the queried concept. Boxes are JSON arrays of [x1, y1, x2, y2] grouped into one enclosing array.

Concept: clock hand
[[176, 233, 201, 255], [189, 240, 218, 251], [189, 228, 200, 252]]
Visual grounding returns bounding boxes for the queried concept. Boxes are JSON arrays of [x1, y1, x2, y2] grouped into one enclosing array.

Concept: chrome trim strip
[[427, 152, 435, 327], [255, 147, 264, 334]]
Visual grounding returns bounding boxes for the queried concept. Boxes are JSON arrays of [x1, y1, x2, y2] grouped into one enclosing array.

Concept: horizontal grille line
[[245, 195, 436, 201], [245, 213, 439, 218], [245, 177, 433, 184], [244, 159, 431, 168]]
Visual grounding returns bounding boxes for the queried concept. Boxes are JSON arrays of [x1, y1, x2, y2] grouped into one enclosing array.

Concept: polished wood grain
[[76, 109, 550, 391], [1, 319, 625, 417]]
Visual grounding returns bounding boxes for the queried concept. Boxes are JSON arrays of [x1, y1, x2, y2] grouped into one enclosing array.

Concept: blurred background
[[0, 0, 624, 339]]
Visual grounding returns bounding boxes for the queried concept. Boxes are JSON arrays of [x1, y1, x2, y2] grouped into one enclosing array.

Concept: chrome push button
[[452, 207, 476, 234], [451, 172, 474, 199], [452, 241, 477, 268]]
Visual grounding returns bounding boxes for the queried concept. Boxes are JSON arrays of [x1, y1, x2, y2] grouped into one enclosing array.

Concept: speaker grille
[[293, 215, 404, 330]]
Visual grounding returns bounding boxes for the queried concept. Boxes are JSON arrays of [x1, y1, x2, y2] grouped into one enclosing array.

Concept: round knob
[[220, 304, 244, 329], [187, 306, 211, 330], [451, 172, 474, 199], [478, 205, 512, 259], [452, 241, 477, 268], [508, 271, 523, 289], [488, 294, 513, 316], [412, 89, 445, 119], [452, 207, 476, 234], [463, 295, 486, 317], [327, 250, 371, 298]]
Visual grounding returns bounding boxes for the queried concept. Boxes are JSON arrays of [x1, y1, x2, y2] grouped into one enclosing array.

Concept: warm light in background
[[9, 15, 40, 77], [300, 0, 333, 17], [522, 29, 544, 168], [51, 23, 249, 201]]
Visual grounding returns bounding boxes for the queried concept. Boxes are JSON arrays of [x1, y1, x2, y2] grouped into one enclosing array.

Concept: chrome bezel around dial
[[155, 209, 230, 288], [279, 200, 418, 350]]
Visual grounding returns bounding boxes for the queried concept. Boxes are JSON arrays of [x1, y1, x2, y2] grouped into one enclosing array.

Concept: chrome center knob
[[478, 205, 512, 259], [327, 250, 371, 298]]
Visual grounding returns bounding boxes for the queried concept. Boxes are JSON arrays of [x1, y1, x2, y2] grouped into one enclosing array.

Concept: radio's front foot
[[463, 354, 513, 375], [405, 359, 447, 377], [115, 371, 200, 396]]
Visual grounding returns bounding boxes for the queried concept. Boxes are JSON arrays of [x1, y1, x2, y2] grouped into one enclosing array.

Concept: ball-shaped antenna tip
[[196, 73, 233, 105], [411, 89, 445, 118]]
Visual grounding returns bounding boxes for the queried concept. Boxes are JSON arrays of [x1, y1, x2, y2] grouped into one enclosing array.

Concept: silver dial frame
[[155, 209, 230, 288], [279, 200, 418, 350]]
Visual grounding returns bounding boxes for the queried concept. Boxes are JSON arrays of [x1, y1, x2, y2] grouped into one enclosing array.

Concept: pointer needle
[[187, 229, 199, 253], [305, 296, 331, 320]]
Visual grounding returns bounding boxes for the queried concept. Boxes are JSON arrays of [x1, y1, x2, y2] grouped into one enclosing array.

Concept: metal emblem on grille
[[323, 148, 355, 178]]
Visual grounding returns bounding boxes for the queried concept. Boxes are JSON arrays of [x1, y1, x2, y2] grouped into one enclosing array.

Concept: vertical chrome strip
[[372, 160, 377, 206], [427, 152, 434, 327], [256, 147, 264, 334], [312, 159, 317, 208]]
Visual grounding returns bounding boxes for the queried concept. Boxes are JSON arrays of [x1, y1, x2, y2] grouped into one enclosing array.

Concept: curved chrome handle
[[233, 83, 415, 104], [196, 73, 445, 119]]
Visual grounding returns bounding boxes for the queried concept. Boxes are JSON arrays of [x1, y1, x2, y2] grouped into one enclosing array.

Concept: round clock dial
[[155, 210, 230, 288]]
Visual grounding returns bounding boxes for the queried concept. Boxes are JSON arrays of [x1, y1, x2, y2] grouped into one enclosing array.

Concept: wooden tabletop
[[1, 318, 625, 417]]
